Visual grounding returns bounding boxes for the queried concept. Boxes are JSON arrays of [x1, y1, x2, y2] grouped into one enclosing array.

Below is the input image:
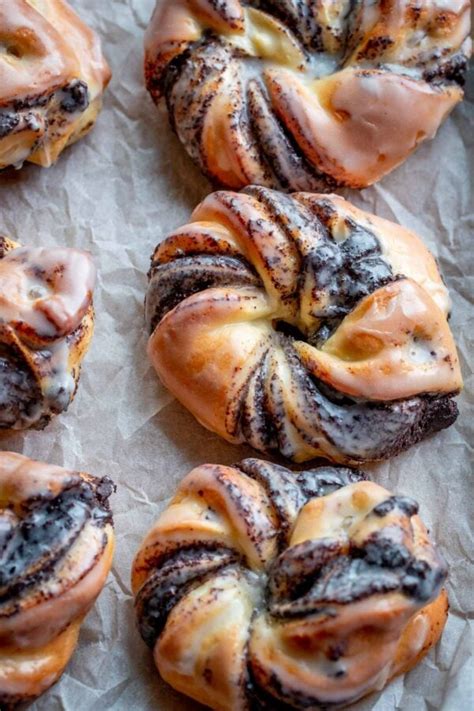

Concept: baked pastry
[[0, 0, 111, 170], [132, 458, 448, 710], [0, 235, 96, 431], [145, 187, 462, 464], [0, 451, 115, 707], [144, 0, 471, 191]]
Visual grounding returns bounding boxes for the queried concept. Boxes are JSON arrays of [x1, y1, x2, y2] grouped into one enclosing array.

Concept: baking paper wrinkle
[[0, 0, 472, 709]]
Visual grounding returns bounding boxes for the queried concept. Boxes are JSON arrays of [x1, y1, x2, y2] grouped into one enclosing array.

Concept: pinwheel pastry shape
[[0, 0, 111, 170], [0, 452, 115, 707], [132, 458, 448, 710], [145, 187, 462, 464], [0, 235, 96, 432], [144, 0, 471, 190]]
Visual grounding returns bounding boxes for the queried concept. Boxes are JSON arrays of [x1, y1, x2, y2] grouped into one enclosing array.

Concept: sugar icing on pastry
[[132, 458, 448, 710], [0, 0, 111, 169], [144, 0, 470, 190], [0, 236, 95, 431], [0, 451, 115, 707], [145, 187, 462, 464]]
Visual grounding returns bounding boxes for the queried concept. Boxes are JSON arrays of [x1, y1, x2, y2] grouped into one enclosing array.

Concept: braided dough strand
[[132, 459, 448, 710], [0, 236, 96, 431], [144, 0, 470, 190], [146, 188, 462, 463], [0, 452, 115, 706], [0, 0, 110, 169]]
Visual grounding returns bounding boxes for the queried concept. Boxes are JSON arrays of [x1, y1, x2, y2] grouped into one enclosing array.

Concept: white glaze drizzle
[[0, 245, 95, 429]]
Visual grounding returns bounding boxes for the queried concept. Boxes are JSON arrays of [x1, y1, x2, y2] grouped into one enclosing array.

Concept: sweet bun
[[0, 0, 111, 169], [146, 187, 462, 464], [144, 0, 470, 190], [132, 458, 448, 710], [0, 235, 96, 431], [0, 452, 115, 707]]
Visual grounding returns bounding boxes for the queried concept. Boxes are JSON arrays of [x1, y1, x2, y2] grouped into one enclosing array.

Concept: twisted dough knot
[[132, 458, 448, 710], [144, 0, 471, 190], [0, 235, 96, 431], [0, 0, 110, 169], [0, 452, 115, 707], [146, 187, 462, 464]]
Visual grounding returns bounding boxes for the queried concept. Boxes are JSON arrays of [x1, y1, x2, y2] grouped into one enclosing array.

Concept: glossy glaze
[[146, 188, 462, 464], [0, 0, 111, 169], [132, 459, 448, 710], [145, 0, 470, 190], [0, 237, 96, 431], [0, 452, 115, 706]]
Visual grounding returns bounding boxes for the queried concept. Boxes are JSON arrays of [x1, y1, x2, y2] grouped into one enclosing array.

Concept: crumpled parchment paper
[[0, 1, 472, 709]]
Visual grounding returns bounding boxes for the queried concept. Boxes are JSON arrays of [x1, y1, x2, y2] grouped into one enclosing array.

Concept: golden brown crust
[[0, 622, 81, 708], [0, 238, 96, 431], [146, 187, 462, 464], [392, 588, 449, 677], [0, 452, 115, 706], [0, 0, 111, 169], [144, 0, 471, 190], [132, 459, 448, 710]]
